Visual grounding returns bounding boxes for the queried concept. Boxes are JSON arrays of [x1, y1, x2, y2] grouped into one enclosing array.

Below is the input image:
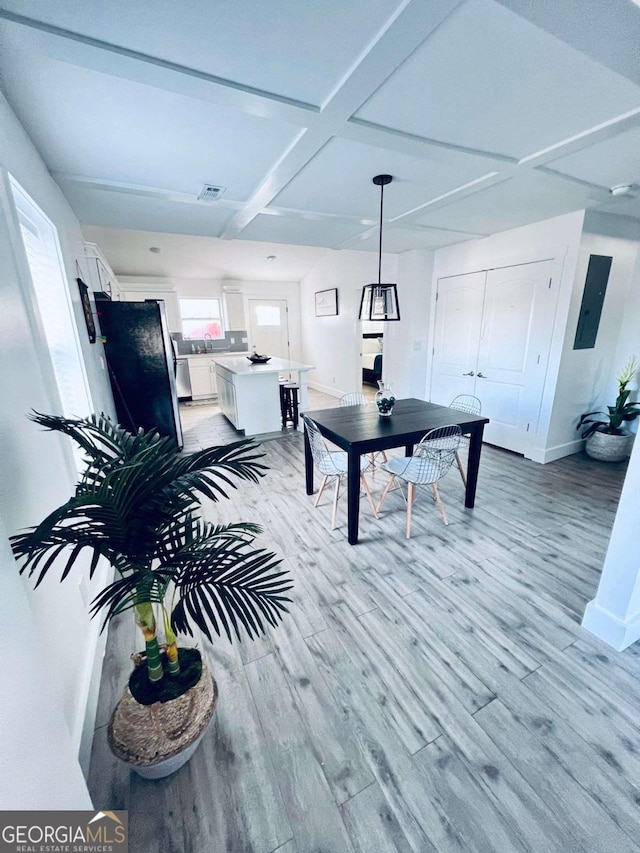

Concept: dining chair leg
[[360, 474, 379, 519], [432, 482, 448, 525], [331, 477, 341, 530], [455, 451, 467, 487], [406, 482, 415, 538], [314, 475, 329, 507], [376, 475, 396, 513]]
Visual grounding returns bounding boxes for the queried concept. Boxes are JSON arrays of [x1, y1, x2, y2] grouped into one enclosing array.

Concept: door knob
[[462, 371, 475, 376], [477, 372, 487, 378]]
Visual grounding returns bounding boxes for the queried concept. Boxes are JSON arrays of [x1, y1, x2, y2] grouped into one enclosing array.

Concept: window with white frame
[[10, 176, 92, 424], [179, 298, 224, 339]]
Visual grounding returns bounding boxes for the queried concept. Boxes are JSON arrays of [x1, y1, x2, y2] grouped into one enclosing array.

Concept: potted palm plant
[[577, 355, 640, 462], [11, 412, 292, 778]]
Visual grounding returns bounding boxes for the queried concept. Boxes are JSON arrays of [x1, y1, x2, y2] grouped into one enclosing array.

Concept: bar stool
[[281, 382, 300, 429]]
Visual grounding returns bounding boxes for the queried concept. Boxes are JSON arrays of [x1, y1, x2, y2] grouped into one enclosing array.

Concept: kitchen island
[[214, 357, 314, 436]]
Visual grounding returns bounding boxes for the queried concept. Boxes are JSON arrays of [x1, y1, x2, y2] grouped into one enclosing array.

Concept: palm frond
[[13, 412, 292, 648], [170, 536, 292, 643]]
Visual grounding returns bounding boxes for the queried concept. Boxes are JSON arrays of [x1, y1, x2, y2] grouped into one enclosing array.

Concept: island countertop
[[213, 356, 314, 375]]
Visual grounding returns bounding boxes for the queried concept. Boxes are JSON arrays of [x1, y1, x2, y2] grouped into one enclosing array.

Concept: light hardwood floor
[[89, 394, 640, 852]]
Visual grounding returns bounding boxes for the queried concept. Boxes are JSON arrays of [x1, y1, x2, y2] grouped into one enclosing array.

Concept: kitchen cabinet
[[187, 356, 218, 399], [223, 290, 246, 330], [84, 242, 120, 300], [216, 367, 239, 428], [118, 283, 181, 332]]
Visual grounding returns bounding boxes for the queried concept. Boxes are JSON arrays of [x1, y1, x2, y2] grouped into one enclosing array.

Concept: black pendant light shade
[[358, 282, 400, 321], [359, 174, 400, 322]]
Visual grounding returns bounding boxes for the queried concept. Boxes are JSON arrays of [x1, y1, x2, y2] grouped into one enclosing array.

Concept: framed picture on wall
[[314, 288, 338, 317], [77, 277, 97, 343]]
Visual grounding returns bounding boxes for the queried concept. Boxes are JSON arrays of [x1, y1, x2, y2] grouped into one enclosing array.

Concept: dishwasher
[[175, 358, 192, 400]]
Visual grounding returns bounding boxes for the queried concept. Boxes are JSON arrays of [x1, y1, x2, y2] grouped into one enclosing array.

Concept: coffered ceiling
[[1, 0, 640, 267]]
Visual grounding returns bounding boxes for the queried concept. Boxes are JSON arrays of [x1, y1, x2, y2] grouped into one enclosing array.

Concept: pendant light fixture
[[358, 174, 400, 321]]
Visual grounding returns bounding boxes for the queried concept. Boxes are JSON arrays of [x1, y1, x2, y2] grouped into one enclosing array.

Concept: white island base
[[214, 357, 314, 436]]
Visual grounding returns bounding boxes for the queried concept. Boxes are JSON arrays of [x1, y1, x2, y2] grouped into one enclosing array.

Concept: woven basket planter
[[585, 429, 633, 463], [108, 657, 218, 779]]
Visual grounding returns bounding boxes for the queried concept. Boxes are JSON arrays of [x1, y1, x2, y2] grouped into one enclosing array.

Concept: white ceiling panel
[[239, 213, 368, 249], [0, 48, 298, 201], [414, 171, 599, 234], [343, 224, 484, 253], [544, 124, 640, 189], [596, 196, 640, 221], [0, 0, 406, 106], [270, 137, 496, 220], [355, 0, 640, 159], [62, 185, 233, 236], [82, 225, 328, 280], [1, 0, 640, 265]]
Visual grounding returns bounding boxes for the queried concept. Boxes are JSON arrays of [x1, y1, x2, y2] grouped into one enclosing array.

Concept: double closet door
[[430, 260, 558, 455]]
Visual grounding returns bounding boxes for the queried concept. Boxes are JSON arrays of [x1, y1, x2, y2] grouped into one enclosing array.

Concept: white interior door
[[430, 272, 486, 405], [247, 299, 290, 359], [430, 261, 559, 457], [477, 260, 557, 454]]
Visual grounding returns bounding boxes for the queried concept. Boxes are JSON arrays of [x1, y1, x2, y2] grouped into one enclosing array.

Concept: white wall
[[546, 212, 640, 455], [300, 249, 397, 397], [429, 211, 585, 462], [383, 250, 434, 399], [0, 91, 116, 805], [583, 423, 640, 649]]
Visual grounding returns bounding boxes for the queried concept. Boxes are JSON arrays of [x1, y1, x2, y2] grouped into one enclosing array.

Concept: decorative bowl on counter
[[247, 353, 271, 364]]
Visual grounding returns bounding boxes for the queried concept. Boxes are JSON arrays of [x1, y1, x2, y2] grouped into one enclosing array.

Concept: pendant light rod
[[373, 174, 392, 286], [358, 173, 400, 321]]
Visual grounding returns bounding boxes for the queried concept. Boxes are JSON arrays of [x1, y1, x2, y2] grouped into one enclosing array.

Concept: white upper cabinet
[[83, 242, 121, 300], [117, 281, 181, 333]]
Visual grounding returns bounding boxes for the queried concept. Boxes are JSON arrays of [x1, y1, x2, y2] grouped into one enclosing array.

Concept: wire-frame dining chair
[[340, 392, 367, 406], [303, 415, 378, 530], [339, 392, 388, 467], [376, 425, 461, 538], [448, 394, 482, 486]]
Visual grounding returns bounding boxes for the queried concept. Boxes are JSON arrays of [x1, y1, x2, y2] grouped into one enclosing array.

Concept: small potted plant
[[577, 355, 640, 462], [11, 412, 293, 778]]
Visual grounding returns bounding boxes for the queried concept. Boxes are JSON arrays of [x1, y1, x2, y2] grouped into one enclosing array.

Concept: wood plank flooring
[[88, 394, 639, 852]]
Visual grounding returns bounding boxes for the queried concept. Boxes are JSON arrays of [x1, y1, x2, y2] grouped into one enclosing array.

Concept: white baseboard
[[308, 381, 344, 399], [582, 599, 640, 651], [528, 438, 585, 464]]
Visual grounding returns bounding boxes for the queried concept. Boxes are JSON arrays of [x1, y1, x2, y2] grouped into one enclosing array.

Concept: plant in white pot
[[11, 412, 292, 778], [577, 355, 640, 462]]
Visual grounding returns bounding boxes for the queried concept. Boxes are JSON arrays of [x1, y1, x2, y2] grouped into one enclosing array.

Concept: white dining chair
[[340, 392, 367, 406], [303, 415, 378, 530], [448, 395, 482, 486], [376, 425, 461, 538], [339, 392, 388, 467]]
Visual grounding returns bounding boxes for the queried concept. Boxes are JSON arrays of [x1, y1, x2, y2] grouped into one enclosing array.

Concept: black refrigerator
[[97, 300, 184, 449]]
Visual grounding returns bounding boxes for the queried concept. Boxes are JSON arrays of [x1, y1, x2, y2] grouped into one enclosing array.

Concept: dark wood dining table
[[303, 398, 489, 545]]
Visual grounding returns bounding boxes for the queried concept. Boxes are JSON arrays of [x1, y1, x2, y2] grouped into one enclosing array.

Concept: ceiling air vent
[[197, 184, 226, 202]]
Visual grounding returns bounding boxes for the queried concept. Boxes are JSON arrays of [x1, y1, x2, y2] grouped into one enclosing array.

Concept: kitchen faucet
[[204, 333, 213, 353]]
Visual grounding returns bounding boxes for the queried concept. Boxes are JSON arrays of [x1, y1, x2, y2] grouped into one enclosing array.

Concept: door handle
[[477, 372, 487, 378], [463, 371, 475, 376]]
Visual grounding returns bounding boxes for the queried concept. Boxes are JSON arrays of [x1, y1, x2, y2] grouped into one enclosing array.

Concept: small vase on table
[[375, 381, 396, 417]]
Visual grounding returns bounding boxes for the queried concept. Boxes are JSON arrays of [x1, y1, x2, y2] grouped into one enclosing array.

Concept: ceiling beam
[[0, 9, 317, 125], [220, 0, 465, 239]]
